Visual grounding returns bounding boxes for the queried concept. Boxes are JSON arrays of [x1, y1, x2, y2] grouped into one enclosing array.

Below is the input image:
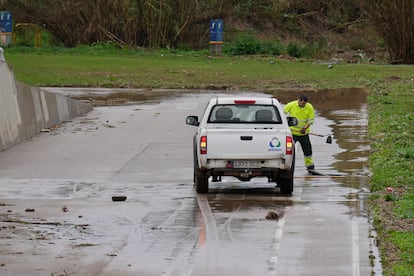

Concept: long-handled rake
[[309, 133, 332, 144]]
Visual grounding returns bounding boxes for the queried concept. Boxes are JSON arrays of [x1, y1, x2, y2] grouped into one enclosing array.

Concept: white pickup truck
[[186, 97, 298, 194]]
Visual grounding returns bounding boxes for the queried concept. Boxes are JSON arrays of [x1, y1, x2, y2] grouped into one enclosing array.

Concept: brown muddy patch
[[70, 89, 182, 106], [269, 87, 367, 110], [70, 87, 368, 109]]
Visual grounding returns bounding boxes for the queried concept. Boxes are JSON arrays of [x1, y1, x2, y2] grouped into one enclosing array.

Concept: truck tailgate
[[205, 128, 288, 159]]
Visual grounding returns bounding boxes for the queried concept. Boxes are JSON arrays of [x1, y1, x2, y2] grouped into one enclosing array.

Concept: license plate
[[233, 160, 260, 168]]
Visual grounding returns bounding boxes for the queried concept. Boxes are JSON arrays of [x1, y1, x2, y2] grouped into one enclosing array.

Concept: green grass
[[388, 232, 414, 276], [4, 46, 413, 89], [3, 45, 414, 275], [367, 80, 414, 275]]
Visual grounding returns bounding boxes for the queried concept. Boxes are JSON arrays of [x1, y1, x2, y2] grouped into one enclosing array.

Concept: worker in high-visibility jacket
[[283, 94, 315, 173]]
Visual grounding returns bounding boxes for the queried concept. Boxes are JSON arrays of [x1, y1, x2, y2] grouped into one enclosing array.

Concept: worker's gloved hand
[[300, 128, 306, 134]]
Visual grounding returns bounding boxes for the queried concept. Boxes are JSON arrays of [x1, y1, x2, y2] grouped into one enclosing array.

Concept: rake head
[[326, 135, 332, 144]]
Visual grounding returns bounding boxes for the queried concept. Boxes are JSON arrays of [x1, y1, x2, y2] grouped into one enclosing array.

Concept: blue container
[[209, 19, 223, 43], [0, 11, 13, 33]]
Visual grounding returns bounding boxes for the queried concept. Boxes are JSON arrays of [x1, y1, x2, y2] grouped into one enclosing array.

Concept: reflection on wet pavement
[[0, 88, 382, 275]]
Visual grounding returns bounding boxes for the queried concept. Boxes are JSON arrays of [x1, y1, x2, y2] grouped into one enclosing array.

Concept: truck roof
[[213, 96, 279, 105]]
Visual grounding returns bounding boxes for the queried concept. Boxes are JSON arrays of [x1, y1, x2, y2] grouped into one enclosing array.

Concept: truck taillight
[[286, 136, 293, 155], [200, 136, 207, 154]]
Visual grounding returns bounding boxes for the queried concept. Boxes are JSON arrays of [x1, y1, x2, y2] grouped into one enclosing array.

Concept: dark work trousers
[[293, 134, 314, 168]]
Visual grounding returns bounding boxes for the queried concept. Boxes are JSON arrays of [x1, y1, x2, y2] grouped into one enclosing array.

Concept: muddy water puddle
[[44, 87, 208, 106], [64, 86, 371, 185], [273, 88, 371, 177], [58, 87, 373, 189], [74, 87, 373, 213]]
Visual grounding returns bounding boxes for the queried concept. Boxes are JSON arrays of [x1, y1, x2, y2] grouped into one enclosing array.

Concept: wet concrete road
[[0, 90, 381, 275]]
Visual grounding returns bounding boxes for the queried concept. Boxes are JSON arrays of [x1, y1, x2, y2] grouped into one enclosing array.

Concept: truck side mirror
[[287, 116, 298, 127], [186, 116, 199, 126]]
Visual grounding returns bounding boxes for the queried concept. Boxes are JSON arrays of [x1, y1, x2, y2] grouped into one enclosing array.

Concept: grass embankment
[[4, 46, 414, 275], [368, 81, 414, 275]]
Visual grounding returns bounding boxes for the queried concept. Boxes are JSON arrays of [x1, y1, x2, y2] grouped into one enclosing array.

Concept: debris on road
[[266, 211, 282, 220], [103, 123, 115, 128], [112, 196, 127, 202]]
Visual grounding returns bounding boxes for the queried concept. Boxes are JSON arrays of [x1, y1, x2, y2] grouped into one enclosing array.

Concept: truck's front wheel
[[195, 170, 209, 193]]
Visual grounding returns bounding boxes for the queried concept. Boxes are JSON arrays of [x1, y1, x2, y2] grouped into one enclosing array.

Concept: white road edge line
[[267, 216, 286, 276], [352, 217, 361, 276], [267, 187, 302, 275]]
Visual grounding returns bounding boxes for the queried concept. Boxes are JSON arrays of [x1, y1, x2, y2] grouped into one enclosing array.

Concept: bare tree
[[362, 0, 414, 64], [2, 0, 226, 48]]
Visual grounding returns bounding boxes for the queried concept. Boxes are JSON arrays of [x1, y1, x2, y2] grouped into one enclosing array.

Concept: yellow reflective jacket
[[283, 100, 315, 136]]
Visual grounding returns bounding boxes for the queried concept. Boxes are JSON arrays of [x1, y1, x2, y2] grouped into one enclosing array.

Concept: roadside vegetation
[[1, 0, 413, 63], [4, 45, 414, 275]]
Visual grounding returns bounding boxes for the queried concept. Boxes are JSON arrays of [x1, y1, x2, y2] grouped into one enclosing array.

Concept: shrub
[[258, 40, 285, 55], [226, 35, 261, 55], [287, 42, 303, 58], [286, 40, 326, 58]]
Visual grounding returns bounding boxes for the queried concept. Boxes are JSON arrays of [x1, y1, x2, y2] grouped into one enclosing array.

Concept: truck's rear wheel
[[279, 176, 293, 195], [195, 170, 209, 193], [279, 153, 295, 194], [278, 166, 294, 194], [193, 143, 208, 193]]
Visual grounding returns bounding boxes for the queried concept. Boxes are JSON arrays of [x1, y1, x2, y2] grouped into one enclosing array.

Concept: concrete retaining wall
[[0, 47, 93, 151]]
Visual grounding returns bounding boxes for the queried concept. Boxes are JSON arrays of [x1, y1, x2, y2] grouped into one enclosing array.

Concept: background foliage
[[362, 0, 414, 64], [1, 0, 412, 63], [0, 0, 375, 57]]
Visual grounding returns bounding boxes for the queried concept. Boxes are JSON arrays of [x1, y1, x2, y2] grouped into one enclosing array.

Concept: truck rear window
[[208, 104, 282, 124]]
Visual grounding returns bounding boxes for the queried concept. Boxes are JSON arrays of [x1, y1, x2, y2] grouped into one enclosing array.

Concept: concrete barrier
[[0, 47, 93, 151]]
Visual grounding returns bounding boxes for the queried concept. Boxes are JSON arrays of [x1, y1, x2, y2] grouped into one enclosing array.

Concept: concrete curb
[[0, 47, 93, 151]]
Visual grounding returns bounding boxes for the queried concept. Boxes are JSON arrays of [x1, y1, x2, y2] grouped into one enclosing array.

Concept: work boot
[[306, 165, 322, 175], [306, 165, 315, 173]]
